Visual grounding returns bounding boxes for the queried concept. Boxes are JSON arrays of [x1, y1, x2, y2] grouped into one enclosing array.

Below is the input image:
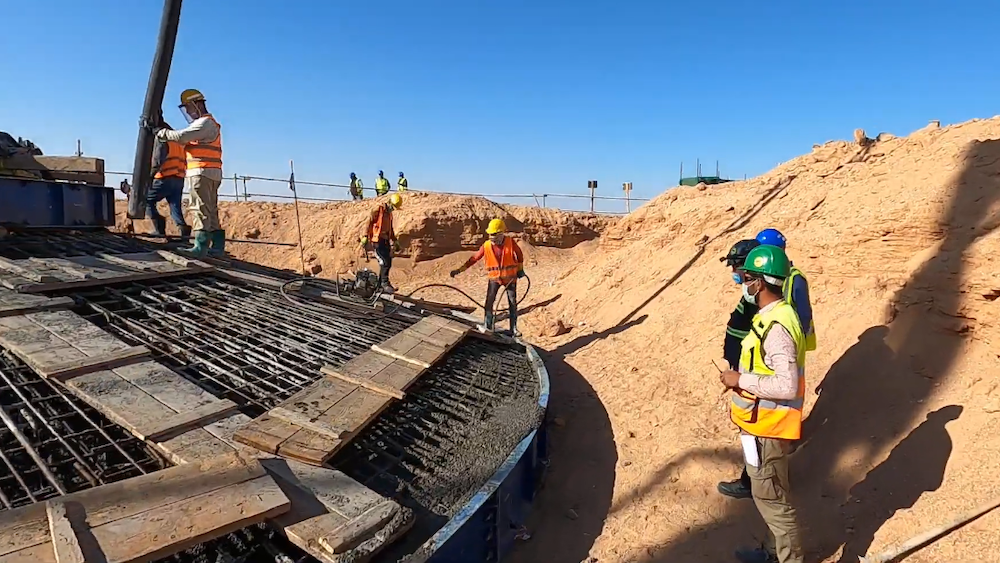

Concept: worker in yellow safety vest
[[449, 219, 526, 337], [718, 244, 805, 563], [397, 172, 408, 192], [375, 170, 391, 196], [349, 172, 364, 200], [155, 88, 224, 257]]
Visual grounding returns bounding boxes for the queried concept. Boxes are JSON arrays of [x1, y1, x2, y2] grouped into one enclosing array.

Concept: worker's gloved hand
[[360, 236, 369, 247], [517, 270, 526, 279], [449, 269, 460, 278]]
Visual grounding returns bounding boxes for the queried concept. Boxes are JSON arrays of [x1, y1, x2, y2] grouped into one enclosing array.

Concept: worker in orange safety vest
[[155, 88, 224, 257], [147, 128, 190, 239], [449, 218, 526, 336], [718, 244, 805, 563], [362, 193, 403, 293]]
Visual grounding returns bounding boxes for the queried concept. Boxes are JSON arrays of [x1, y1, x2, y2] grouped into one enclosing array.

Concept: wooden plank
[[278, 388, 390, 466], [371, 343, 434, 368], [0, 257, 59, 283], [319, 501, 399, 555], [269, 407, 349, 440], [232, 414, 302, 455], [137, 399, 239, 442], [7, 267, 208, 294], [421, 314, 470, 334], [0, 295, 74, 318], [0, 155, 104, 174], [336, 352, 396, 381], [0, 453, 264, 558], [319, 365, 405, 400], [275, 432, 340, 467], [45, 501, 87, 563], [37, 346, 150, 380], [155, 250, 212, 270]]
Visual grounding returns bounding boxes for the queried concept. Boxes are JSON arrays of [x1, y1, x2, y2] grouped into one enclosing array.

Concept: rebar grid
[[0, 229, 154, 259], [0, 349, 167, 510], [329, 339, 540, 561], [62, 275, 414, 417]]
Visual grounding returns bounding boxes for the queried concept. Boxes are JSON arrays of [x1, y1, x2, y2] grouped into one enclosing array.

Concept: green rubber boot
[[182, 230, 210, 257], [208, 230, 226, 257]]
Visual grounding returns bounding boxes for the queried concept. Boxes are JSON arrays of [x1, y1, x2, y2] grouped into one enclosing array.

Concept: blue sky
[[4, 1, 1000, 212]]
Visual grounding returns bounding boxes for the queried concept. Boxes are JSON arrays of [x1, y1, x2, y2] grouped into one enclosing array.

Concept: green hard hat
[[742, 244, 790, 282]]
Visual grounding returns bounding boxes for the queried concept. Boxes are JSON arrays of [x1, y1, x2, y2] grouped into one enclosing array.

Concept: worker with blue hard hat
[[397, 171, 408, 192], [717, 227, 816, 504], [375, 170, 391, 196], [349, 172, 364, 200]]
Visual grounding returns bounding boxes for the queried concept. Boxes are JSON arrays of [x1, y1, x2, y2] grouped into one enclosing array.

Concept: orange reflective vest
[[483, 237, 521, 285], [730, 300, 806, 440], [368, 205, 394, 242], [185, 115, 223, 170], [154, 141, 186, 179]]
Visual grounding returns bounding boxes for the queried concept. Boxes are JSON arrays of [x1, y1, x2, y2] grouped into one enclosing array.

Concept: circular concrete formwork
[[414, 343, 550, 563]]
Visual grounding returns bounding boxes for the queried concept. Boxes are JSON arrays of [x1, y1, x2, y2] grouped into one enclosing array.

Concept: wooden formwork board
[[0, 252, 212, 293], [0, 305, 411, 563], [233, 316, 468, 466], [0, 454, 289, 563]]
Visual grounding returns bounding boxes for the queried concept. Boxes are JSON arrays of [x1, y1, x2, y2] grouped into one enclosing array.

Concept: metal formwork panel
[[0, 177, 115, 227]]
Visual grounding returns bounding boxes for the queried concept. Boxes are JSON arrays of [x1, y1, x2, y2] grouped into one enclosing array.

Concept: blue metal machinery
[[0, 176, 116, 227]]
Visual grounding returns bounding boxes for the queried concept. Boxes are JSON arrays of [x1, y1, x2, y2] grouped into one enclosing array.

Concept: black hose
[[278, 277, 403, 320], [405, 275, 531, 317]]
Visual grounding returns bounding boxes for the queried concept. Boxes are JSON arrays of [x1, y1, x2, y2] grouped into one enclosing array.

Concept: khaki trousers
[[186, 175, 221, 232], [748, 436, 804, 563]]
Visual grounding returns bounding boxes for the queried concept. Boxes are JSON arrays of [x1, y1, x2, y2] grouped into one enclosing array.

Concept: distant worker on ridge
[[147, 123, 191, 239], [362, 193, 403, 293], [718, 244, 805, 563], [155, 89, 224, 257], [450, 219, 526, 337], [397, 171, 408, 192], [375, 170, 391, 196], [349, 172, 364, 200]]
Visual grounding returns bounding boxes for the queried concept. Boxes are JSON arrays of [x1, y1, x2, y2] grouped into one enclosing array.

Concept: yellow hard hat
[[486, 218, 506, 235], [389, 193, 403, 208], [179, 88, 205, 105]]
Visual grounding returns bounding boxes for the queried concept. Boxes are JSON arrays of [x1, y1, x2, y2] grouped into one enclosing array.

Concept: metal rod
[[289, 160, 307, 275], [0, 405, 67, 495]]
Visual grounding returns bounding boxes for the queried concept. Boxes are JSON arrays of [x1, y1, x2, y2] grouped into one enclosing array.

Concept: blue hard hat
[[755, 228, 787, 249], [350, 172, 356, 178], [399, 171, 404, 177], [378, 170, 384, 176]]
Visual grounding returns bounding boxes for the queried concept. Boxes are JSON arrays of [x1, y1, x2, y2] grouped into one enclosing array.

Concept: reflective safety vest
[[483, 237, 521, 285], [397, 177, 408, 191], [730, 300, 806, 440], [154, 141, 186, 179], [369, 204, 393, 241], [375, 177, 390, 195], [185, 115, 223, 170], [783, 266, 817, 351]]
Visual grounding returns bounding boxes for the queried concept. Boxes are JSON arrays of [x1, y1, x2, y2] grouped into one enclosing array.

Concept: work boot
[[150, 216, 167, 237], [178, 224, 192, 239], [380, 281, 396, 295], [181, 230, 210, 257], [717, 477, 753, 500], [208, 230, 226, 257], [734, 547, 778, 563], [478, 312, 495, 333]]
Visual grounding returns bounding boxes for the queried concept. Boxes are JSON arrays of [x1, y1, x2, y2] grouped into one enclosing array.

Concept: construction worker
[[349, 172, 364, 200], [397, 171, 408, 192], [718, 244, 805, 563], [147, 125, 190, 239], [449, 219, 525, 336], [375, 170, 391, 196], [155, 89, 223, 257], [756, 228, 816, 352], [362, 193, 403, 293]]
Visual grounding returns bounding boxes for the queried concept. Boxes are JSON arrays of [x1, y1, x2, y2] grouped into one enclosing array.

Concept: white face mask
[[741, 279, 759, 304]]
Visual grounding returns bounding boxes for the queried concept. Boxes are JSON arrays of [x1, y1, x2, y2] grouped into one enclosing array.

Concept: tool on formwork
[[859, 495, 1000, 563]]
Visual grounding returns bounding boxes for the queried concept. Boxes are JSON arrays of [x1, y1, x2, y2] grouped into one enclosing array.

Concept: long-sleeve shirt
[[737, 300, 800, 401], [156, 116, 222, 181], [723, 296, 759, 369]]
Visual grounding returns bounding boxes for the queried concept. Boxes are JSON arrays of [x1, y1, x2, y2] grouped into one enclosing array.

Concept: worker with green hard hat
[[717, 244, 806, 563]]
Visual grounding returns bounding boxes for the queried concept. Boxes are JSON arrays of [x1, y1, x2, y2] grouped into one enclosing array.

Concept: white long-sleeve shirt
[[737, 301, 800, 401], [156, 116, 222, 181]]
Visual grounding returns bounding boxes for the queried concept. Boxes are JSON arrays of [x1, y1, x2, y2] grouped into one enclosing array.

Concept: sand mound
[[115, 191, 615, 276], [511, 117, 1000, 563]]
